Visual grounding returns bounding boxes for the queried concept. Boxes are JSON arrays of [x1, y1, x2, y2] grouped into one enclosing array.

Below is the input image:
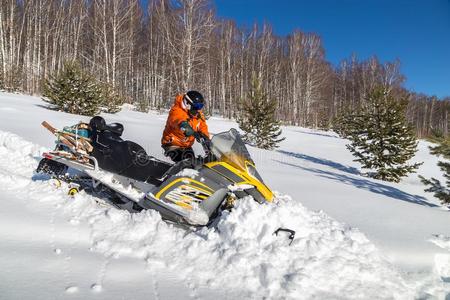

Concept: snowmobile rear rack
[[42, 121, 93, 153], [43, 151, 99, 171]]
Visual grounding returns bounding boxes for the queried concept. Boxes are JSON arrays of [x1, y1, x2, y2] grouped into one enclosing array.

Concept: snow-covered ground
[[0, 91, 449, 299]]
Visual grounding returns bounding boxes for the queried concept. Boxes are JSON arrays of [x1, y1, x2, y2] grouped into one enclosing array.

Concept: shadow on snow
[[290, 129, 341, 139], [277, 150, 360, 175], [274, 151, 436, 207]]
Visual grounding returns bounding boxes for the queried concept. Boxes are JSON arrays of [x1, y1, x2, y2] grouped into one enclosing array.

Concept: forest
[[0, 0, 448, 136]]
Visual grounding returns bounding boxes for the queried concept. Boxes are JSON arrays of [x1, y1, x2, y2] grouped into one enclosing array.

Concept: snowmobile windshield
[[210, 129, 254, 171]]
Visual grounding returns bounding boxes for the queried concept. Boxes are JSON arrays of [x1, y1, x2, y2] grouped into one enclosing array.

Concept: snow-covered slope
[[0, 92, 449, 299]]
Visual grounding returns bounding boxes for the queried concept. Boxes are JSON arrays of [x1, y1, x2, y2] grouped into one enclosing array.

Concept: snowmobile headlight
[[223, 193, 237, 210]]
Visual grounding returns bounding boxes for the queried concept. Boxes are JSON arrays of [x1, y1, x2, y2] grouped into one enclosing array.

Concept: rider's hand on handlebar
[[202, 136, 212, 149], [193, 132, 212, 153], [194, 132, 210, 143]]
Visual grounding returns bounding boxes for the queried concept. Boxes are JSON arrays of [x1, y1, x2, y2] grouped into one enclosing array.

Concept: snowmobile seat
[[90, 116, 123, 138], [105, 123, 124, 136], [120, 141, 172, 184], [89, 116, 123, 142], [89, 116, 172, 185]]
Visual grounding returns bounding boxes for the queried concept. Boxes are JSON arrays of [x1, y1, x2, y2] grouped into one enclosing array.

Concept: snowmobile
[[36, 116, 275, 227]]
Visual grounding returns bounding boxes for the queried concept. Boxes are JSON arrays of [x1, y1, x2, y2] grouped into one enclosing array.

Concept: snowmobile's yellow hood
[[205, 161, 274, 202]]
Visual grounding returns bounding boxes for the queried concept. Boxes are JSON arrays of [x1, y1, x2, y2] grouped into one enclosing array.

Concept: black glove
[[194, 131, 208, 143], [193, 131, 201, 142], [202, 136, 212, 150], [180, 121, 195, 137]]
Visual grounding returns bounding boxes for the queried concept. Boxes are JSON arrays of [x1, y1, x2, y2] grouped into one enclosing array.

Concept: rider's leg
[[163, 146, 195, 163]]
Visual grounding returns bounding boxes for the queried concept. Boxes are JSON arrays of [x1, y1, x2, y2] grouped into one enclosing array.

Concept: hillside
[[0, 92, 449, 299]]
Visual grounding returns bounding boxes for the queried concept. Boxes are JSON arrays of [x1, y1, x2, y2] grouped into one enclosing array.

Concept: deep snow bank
[[0, 129, 420, 299]]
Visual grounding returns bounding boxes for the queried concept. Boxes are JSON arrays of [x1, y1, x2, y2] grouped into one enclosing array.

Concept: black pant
[[163, 146, 195, 163]]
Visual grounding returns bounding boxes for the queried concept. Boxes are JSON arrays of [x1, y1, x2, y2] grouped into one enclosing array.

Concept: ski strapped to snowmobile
[[36, 117, 295, 241]]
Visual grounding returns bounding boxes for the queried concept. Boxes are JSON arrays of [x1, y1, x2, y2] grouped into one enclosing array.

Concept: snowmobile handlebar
[[194, 132, 211, 152], [193, 132, 217, 164]]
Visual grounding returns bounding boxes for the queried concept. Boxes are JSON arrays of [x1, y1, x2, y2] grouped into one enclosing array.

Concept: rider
[[161, 90, 210, 162]]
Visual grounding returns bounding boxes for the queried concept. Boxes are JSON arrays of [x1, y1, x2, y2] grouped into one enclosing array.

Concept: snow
[[227, 183, 255, 192], [85, 169, 145, 201], [176, 168, 200, 178], [0, 91, 449, 299], [430, 235, 450, 252]]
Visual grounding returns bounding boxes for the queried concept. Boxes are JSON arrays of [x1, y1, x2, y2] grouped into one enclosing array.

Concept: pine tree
[[237, 76, 285, 150], [99, 82, 124, 114], [136, 99, 149, 113], [43, 61, 103, 116], [338, 87, 422, 182], [419, 137, 450, 204]]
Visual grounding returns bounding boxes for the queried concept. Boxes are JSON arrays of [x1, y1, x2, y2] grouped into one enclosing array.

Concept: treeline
[[0, 0, 448, 136]]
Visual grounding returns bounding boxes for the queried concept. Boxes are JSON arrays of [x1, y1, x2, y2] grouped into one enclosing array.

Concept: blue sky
[[143, 0, 450, 98]]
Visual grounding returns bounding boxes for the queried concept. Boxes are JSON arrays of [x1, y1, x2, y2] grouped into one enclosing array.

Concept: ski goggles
[[191, 102, 204, 111], [184, 94, 204, 111]]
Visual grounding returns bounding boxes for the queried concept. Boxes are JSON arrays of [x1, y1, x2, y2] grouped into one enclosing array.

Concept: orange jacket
[[161, 94, 209, 148]]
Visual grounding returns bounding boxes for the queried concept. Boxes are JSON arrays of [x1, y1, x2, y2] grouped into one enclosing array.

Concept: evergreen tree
[[135, 98, 149, 113], [100, 82, 124, 114], [43, 61, 103, 116], [237, 76, 285, 150], [337, 87, 422, 182], [419, 137, 450, 204]]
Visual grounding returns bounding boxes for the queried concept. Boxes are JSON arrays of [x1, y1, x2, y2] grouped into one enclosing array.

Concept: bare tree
[[0, 0, 446, 137]]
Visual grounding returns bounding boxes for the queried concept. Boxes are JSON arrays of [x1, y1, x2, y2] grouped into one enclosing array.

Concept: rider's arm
[[168, 107, 188, 129]]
